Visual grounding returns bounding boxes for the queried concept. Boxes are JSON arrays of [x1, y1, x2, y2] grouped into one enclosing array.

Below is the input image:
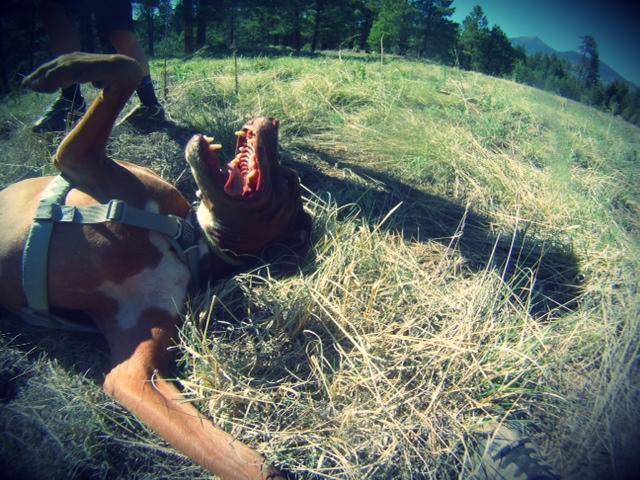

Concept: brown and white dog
[[0, 53, 310, 479]]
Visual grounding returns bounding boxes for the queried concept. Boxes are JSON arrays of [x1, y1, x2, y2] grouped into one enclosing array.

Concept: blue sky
[[451, 0, 640, 85]]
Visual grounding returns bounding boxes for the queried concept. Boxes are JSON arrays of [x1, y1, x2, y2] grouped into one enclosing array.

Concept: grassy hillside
[[1, 53, 639, 479]]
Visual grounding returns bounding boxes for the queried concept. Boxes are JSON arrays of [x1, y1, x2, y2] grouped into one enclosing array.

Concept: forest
[[1, 0, 639, 125]]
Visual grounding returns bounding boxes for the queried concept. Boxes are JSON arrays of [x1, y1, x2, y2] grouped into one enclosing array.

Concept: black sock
[[61, 84, 84, 106], [136, 75, 160, 106]]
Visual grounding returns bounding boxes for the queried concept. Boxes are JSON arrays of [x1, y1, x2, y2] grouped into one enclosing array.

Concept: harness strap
[[22, 175, 203, 314], [22, 175, 72, 312]]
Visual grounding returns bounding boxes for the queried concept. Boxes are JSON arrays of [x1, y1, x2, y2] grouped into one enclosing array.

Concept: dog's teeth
[[235, 130, 246, 137], [208, 144, 222, 152], [247, 169, 258, 182], [203, 135, 214, 143], [195, 189, 202, 199]]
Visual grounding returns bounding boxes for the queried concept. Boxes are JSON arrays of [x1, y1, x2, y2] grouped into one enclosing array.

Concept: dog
[[0, 52, 310, 479]]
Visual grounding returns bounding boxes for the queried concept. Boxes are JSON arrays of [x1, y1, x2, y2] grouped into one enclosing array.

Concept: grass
[[1, 53, 639, 479]]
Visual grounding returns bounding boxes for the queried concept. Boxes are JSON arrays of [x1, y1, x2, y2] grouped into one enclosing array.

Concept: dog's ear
[[262, 207, 313, 274]]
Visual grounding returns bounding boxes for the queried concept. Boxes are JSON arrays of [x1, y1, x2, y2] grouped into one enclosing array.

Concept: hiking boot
[[118, 103, 166, 129], [32, 97, 86, 133], [471, 423, 560, 480]]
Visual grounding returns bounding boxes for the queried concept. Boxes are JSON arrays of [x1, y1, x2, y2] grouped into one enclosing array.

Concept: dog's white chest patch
[[196, 202, 215, 232], [98, 233, 190, 330]]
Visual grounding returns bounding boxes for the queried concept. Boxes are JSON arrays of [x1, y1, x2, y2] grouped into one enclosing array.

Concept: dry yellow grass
[[1, 53, 638, 479]]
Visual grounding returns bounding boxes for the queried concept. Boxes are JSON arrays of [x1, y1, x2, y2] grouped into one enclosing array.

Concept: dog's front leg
[[22, 53, 143, 185], [102, 312, 286, 480]]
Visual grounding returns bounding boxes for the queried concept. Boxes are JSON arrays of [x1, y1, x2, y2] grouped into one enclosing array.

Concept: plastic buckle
[[180, 219, 196, 247], [34, 203, 56, 221], [106, 199, 126, 222]]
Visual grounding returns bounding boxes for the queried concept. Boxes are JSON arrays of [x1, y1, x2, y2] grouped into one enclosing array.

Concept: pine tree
[[415, 0, 457, 62], [603, 80, 630, 115], [622, 88, 640, 125], [355, 0, 377, 51], [367, 0, 415, 55], [458, 5, 489, 71], [579, 35, 600, 89], [485, 25, 515, 76], [136, 1, 160, 56], [182, 0, 194, 53]]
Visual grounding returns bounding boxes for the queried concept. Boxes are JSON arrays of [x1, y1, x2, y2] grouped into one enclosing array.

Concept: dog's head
[[186, 117, 311, 262]]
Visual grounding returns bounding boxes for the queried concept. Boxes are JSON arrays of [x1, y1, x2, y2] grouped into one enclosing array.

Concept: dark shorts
[[51, 0, 134, 37]]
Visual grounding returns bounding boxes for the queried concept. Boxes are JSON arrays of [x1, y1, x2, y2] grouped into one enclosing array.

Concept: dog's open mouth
[[186, 117, 282, 205], [189, 127, 263, 201]]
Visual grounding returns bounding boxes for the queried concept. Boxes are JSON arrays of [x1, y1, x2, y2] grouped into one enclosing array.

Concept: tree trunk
[[358, 8, 373, 51], [183, 0, 194, 54], [228, 2, 236, 48], [420, 7, 434, 57], [292, 6, 302, 51], [311, 0, 324, 52], [196, 0, 210, 49], [146, 7, 155, 57]]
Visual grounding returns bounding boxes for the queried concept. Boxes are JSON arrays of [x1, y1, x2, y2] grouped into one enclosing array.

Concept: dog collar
[[193, 202, 247, 267]]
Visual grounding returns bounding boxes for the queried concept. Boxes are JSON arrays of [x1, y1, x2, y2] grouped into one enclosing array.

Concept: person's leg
[[109, 30, 160, 108], [41, 0, 81, 55], [108, 30, 150, 76], [94, 0, 165, 126], [33, 0, 86, 132]]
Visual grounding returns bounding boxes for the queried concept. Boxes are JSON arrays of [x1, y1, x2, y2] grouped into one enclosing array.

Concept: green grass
[[1, 53, 639, 479]]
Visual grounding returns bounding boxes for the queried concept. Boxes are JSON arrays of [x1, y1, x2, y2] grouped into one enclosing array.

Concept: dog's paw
[[22, 53, 143, 93]]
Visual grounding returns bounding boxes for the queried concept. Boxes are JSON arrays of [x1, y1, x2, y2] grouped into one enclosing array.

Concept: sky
[[450, 0, 640, 86]]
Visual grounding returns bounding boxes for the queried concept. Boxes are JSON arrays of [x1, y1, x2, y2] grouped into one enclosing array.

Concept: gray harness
[[22, 175, 203, 314]]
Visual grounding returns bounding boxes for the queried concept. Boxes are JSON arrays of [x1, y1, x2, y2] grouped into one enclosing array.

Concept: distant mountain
[[510, 36, 637, 88]]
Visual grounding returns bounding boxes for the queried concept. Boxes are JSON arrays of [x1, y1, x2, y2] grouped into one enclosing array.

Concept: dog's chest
[[97, 233, 190, 329]]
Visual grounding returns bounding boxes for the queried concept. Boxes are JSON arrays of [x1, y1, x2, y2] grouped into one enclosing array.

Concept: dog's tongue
[[224, 167, 245, 197]]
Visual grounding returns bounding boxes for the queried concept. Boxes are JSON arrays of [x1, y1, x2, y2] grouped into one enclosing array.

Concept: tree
[[458, 5, 489, 71], [195, 0, 215, 49], [512, 52, 582, 101], [355, 0, 377, 51], [622, 88, 640, 125], [603, 80, 630, 116], [307, 0, 355, 52], [367, 0, 415, 55], [415, 0, 457, 63], [578, 35, 599, 89], [182, 0, 194, 53], [484, 25, 515, 76], [136, 1, 159, 57], [287, 0, 307, 51], [310, 0, 325, 52]]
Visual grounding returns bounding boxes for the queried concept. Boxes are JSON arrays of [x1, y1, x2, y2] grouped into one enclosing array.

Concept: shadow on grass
[[12, 116, 583, 323], [285, 146, 583, 319], [0, 310, 109, 383], [0, 311, 210, 479], [152, 119, 583, 319]]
